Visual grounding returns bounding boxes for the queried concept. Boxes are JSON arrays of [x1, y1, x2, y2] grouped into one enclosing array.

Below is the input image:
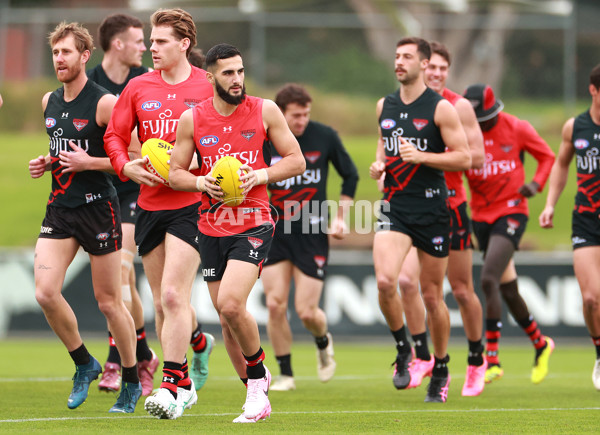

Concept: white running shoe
[[593, 358, 600, 391], [317, 332, 336, 382], [177, 379, 198, 410], [144, 388, 183, 419], [243, 366, 271, 420], [270, 375, 296, 391]]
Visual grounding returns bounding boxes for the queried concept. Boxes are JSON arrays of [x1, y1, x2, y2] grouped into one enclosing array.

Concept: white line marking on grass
[[2, 407, 600, 424]]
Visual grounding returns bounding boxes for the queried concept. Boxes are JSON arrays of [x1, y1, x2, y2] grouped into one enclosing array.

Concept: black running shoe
[[425, 374, 451, 403], [392, 351, 412, 389]]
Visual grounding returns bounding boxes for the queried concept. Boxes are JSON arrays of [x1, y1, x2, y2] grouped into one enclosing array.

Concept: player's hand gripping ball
[[211, 156, 246, 206], [141, 138, 172, 185]]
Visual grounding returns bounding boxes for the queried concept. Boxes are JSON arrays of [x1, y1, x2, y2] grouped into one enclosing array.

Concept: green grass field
[[0, 338, 598, 433]]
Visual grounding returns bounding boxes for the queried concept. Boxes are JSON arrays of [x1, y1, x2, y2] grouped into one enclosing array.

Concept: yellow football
[[141, 138, 172, 185], [211, 156, 246, 206]]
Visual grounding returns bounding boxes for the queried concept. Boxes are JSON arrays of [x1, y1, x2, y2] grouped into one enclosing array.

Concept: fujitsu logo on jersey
[[141, 110, 178, 139], [383, 128, 428, 155], [50, 137, 89, 154], [275, 169, 322, 189], [576, 148, 600, 174], [202, 150, 259, 168], [467, 157, 516, 179]]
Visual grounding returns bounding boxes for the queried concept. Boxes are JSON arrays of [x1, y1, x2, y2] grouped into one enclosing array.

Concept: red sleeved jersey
[[441, 88, 468, 209], [104, 66, 213, 211], [193, 96, 273, 237], [465, 112, 555, 223]]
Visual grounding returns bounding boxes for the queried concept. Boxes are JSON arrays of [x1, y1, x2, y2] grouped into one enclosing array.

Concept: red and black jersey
[[465, 112, 555, 223], [193, 96, 273, 236], [441, 88, 468, 209], [87, 63, 148, 196], [572, 110, 600, 213], [104, 66, 213, 211], [379, 88, 448, 221], [268, 120, 358, 231], [44, 79, 116, 208]]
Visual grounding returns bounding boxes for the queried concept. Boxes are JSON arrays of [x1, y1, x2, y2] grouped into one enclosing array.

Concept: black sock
[[467, 340, 484, 366], [276, 354, 293, 377], [593, 336, 600, 359], [122, 364, 139, 384], [412, 332, 431, 360], [244, 348, 266, 379], [69, 343, 91, 366], [135, 327, 153, 362], [315, 334, 329, 350], [431, 354, 450, 377], [106, 332, 121, 365], [391, 326, 410, 353]]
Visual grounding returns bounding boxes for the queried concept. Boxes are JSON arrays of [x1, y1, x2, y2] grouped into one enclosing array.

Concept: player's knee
[[480, 274, 497, 297], [266, 297, 287, 319], [398, 273, 419, 296], [161, 286, 186, 312], [35, 286, 56, 309], [581, 291, 600, 311], [219, 301, 243, 324], [96, 298, 119, 319], [297, 305, 318, 324], [422, 292, 441, 313], [451, 286, 470, 306], [377, 274, 399, 296]]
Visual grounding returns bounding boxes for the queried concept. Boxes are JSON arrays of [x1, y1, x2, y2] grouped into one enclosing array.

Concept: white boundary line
[[2, 407, 600, 424]]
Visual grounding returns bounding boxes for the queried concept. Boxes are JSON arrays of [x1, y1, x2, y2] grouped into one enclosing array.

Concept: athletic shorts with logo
[[449, 201, 473, 251], [572, 210, 600, 249], [472, 213, 528, 253], [199, 224, 274, 282], [39, 199, 122, 255], [264, 222, 329, 280], [118, 190, 138, 225], [377, 207, 450, 258], [135, 201, 201, 256]]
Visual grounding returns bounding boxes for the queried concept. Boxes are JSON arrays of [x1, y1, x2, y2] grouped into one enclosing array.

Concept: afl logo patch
[[141, 100, 162, 111], [574, 138, 589, 150], [45, 117, 56, 128], [200, 135, 219, 147], [96, 232, 110, 241], [432, 236, 444, 245], [381, 119, 396, 129]]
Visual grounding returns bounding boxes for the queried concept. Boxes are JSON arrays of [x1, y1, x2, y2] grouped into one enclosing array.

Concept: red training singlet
[[193, 96, 273, 237]]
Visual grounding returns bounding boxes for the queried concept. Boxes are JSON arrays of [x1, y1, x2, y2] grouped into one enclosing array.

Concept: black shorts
[[135, 202, 201, 256], [39, 200, 122, 255], [199, 224, 274, 282], [449, 202, 473, 251], [377, 208, 450, 258], [264, 222, 329, 280], [118, 190, 139, 225], [572, 210, 600, 249], [472, 214, 528, 253]]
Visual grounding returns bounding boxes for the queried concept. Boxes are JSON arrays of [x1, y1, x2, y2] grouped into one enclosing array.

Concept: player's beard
[[215, 79, 246, 105], [56, 62, 81, 84]]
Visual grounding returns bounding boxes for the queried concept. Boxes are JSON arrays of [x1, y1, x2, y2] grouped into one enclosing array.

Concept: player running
[[370, 37, 471, 403], [540, 64, 600, 390], [263, 83, 359, 391], [463, 83, 555, 385], [104, 8, 213, 419], [169, 43, 305, 423], [29, 21, 141, 413], [393, 41, 487, 396]]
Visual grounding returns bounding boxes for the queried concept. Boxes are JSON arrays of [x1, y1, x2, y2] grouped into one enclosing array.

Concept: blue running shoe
[[68, 357, 102, 409], [109, 382, 143, 413], [191, 333, 214, 390]]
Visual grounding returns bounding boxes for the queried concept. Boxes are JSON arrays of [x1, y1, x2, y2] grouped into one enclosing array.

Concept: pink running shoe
[[98, 362, 121, 392], [462, 360, 487, 396], [407, 356, 434, 389], [243, 366, 272, 421], [137, 349, 160, 396]]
